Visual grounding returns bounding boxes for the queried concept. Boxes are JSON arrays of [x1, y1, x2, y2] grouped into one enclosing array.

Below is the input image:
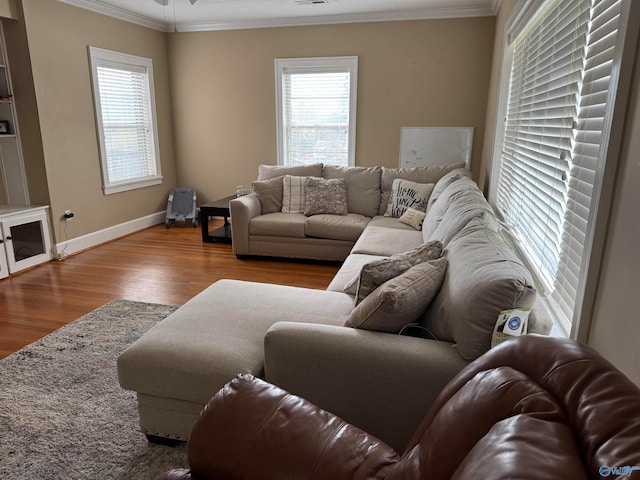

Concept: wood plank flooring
[[0, 219, 340, 359]]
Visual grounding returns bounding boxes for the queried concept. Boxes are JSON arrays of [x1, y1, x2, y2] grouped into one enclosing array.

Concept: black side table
[[200, 195, 236, 243]]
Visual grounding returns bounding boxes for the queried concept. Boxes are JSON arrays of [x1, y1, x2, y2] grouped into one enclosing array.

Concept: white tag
[[491, 308, 531, 348]]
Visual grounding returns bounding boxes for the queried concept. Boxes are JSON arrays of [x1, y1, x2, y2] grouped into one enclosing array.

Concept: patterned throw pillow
[[344, 258, 448, 334], [304, 177, 348, 216], [345, 240, 443, 304], [251, 176, 283, 214], [281, 175, 307, 214], [384, 179, 435, 217]]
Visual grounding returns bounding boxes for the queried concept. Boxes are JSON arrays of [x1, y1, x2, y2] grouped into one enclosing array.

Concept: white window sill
[[103, 175, 163, 195]]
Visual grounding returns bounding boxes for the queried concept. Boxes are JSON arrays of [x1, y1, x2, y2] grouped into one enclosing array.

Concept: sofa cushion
[[251, 176, 283, 214], [384, 179, 434, 217], [304, 177, 348, 216], [422, 177, 497, 246], [351, 225, 423, 256], [305, 214, 369, 242], [422, 218, 537, 361], [250, 212, 307, 238], [117, 280, 355, 405], [427, 167, 472, 212], [378, 163, 465, 215], [258, 163, 323, 181], [367, 216, 417, 231], [326, 253, 387, 293], [322, 165, 382, 217], [399, 208, 426, 230], [345, 258, 448, 334], [282, 175, 307, 214], [349, 240, 443, 304]]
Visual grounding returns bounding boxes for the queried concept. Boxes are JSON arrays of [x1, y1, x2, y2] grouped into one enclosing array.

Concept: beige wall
[[588, 29, 640, 386], [0, 0, 18, 20], [168, 18, 495, 203], [18, 0, 176, 242], [478, 0, 516, 194]]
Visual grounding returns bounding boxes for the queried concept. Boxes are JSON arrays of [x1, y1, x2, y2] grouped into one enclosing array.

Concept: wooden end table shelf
[[200, 195, 236, 243]]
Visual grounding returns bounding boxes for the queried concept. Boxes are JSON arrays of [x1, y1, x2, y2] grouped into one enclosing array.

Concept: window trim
[[488, 0, 638, 339], [89, 46, 163, 195], [274, 56, 358, 167]]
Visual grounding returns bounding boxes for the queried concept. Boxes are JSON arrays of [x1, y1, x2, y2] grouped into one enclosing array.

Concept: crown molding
[[178, 6, 496, 32], [57, 0, 168, 31], [58, 0, 496, 33]]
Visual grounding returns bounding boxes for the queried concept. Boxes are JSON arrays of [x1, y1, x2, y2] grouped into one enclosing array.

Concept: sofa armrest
[[264, 322, 468, 452], [229, 194, 261, 255]]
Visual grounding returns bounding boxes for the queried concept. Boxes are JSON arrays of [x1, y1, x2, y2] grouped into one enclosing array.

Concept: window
[[89, 47, 162, 195], [490, 0, 631, 336], [275, 56, 357, 167]]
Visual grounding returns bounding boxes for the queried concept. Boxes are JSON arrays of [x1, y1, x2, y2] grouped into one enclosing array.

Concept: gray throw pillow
[[251, 176, 283, 214], [344, 258, 448, 334], [304, 177, 348, 216], [350, 240, 443, 304], [384, 179, 435, 217]]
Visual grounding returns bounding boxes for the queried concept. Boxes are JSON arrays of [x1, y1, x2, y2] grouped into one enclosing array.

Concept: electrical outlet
[[63, 210, 74, 221]]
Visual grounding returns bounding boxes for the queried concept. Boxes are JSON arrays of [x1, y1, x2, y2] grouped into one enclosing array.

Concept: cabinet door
[[1, 210, 52, 274], [0, 237, 8, 279]]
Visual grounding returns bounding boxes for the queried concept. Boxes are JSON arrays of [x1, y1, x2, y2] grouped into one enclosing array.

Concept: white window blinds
[[494, 0, 625, 332], [275, 57, 357, 167], [89, 47, 162, 195], [551, 0, 623, 326]]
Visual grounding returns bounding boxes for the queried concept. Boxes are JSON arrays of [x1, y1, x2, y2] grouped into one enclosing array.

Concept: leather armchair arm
[[264, 322, 469, 452], [229, 194, 261, 255], [172, 374, 399, 480]]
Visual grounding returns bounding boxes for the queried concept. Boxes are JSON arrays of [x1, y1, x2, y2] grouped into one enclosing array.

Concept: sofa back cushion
[[427, 167, 472, 212], [422, 177, 497, 246], [422, 218, 537, 360], [322, 165, 382, 218], [378, 163, 465, 215], [258, 163, 324, 181]]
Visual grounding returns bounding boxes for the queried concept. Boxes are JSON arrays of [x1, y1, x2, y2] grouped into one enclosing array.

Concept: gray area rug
[[0, 299, 189, 479]]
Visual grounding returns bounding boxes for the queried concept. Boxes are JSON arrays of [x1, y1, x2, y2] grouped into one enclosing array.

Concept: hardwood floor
[[0, 219, 340, 359]]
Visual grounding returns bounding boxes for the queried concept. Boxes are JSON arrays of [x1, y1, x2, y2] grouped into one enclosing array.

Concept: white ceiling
[[57, 0, 499, 32]]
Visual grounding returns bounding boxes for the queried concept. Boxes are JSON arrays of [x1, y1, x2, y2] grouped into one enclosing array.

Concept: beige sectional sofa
[[117, 163, 550, 452]]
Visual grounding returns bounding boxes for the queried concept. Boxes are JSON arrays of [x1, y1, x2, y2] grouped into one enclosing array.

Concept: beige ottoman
[[117, 279, 354, 442]]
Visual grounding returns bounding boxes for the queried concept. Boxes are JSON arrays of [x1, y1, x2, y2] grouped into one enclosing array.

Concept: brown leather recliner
[[158, 335, 640, 479]]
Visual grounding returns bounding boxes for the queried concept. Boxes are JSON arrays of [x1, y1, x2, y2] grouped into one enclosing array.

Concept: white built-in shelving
[[0, 20, 29, 206]]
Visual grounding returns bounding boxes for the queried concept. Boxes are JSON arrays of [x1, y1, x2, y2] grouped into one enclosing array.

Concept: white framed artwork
[[399, 127, 473, 168]]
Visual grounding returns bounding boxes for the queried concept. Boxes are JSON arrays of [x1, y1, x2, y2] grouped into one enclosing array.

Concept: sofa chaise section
[[117, 279, 354, 441]]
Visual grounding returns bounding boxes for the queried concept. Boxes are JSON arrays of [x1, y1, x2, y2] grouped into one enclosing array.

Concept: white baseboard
[[55, 211, 165, 257]]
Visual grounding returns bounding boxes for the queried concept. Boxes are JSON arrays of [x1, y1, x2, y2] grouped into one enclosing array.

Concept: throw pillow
[[281, 175, 307, 214], [398, 207, 426, 230], [343, 240, 443, 303], [304, 177, 348, 216], [344, 258, 448, 334], [384, 179, 434, 217], [251, 176, 283, 214]]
